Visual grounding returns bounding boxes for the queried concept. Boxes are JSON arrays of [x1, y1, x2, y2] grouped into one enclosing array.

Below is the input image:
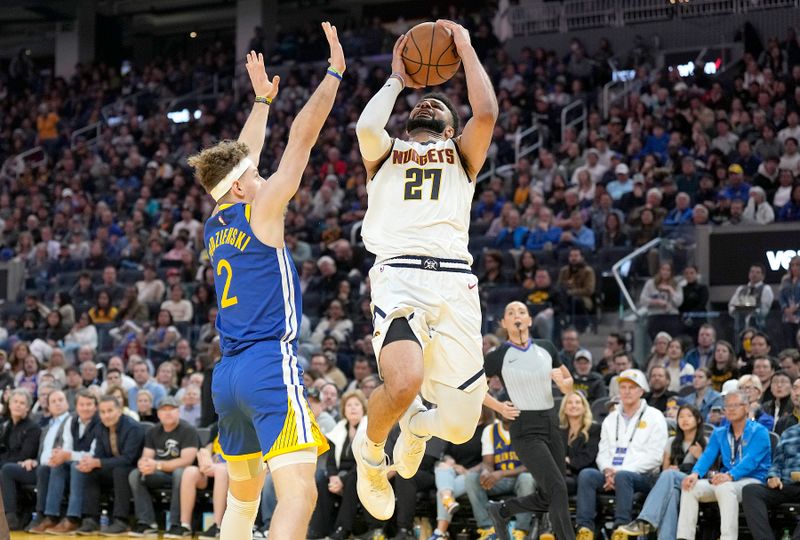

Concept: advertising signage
[[708, 227, 800, 286]]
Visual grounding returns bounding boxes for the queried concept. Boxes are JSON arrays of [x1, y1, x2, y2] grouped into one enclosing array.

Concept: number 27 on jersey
[[404, 168, 442, 200]]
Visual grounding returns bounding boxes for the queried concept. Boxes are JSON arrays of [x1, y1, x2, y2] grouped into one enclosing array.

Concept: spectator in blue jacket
[[663, 193, 693, 226], [558, 211, 595, 252], [525, 207, 562, 251], [641, 123, 670, 164], [719, 164, 751, 202], [742, 423, 800, 540], [676, 389, 771, 540], [684, 324, 716, 370], [680, 368, 723, 420], [494, 209, 528, 249]]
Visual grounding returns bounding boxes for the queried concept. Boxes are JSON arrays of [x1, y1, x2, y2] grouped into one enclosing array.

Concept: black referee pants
[[505, 409, 575, 540]]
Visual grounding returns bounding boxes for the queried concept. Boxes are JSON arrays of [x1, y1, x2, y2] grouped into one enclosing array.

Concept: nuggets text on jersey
[[391, 146, 456, 166]]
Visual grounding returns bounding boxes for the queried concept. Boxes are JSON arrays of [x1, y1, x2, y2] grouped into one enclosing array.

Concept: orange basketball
[[402, 22, 461, 87]]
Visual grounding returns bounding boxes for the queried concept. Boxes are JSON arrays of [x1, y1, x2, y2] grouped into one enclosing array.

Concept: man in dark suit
[[72, 395, 145, 535]]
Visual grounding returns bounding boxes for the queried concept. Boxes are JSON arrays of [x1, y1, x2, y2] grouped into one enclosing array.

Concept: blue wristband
[[326, 67, 343, 81]]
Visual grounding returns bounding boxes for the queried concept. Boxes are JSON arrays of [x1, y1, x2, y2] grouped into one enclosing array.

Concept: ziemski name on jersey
[[207, 223, 253, 265], [392, 146, 456, 166]]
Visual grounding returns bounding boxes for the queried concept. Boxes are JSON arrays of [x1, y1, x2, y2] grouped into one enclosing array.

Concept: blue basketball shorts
[[211, 339, 328, 462]]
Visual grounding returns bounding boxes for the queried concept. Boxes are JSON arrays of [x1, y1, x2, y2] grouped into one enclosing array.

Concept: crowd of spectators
[[1, 4, 800, 539]]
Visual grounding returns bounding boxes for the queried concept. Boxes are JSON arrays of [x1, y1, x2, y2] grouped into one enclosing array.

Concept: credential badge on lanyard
[[613, 406, 647, 467]]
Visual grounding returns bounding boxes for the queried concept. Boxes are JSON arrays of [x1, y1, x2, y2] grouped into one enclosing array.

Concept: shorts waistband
[[381, 255, 472, 274]]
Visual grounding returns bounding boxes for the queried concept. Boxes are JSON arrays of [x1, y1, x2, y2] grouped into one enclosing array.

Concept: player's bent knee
[[440, 421, 475, 444], [384, 374, 423, 405]]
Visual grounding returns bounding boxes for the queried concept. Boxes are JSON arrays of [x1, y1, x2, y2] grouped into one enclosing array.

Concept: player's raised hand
[[322, 22, 346, 75], [245, 50, 280, 99], [435, 19, 471, 52], [390, 34, 423, 89]]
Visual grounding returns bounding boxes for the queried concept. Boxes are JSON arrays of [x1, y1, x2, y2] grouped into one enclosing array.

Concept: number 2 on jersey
[[404, 168, 442, 200], [216, 259, 239, 308]]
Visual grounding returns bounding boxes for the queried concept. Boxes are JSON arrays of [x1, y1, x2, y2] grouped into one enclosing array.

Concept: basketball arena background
[[1, 0, 800, 538]]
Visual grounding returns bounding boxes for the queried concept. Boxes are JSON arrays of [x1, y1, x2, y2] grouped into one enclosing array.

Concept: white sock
[[220, 492, 260, 540], [363, 435, 386, 465], [181, 522, 192, 530]]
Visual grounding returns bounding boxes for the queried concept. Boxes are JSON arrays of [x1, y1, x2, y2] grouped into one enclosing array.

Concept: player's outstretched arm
[[252, 22, 344, 223], [356, 34, 422, 172], [238, 51, 280, 165], [436, 19, 498, 181]]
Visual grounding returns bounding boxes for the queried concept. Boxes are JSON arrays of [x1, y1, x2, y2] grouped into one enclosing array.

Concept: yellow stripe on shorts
[[264, 398, 330, 461]]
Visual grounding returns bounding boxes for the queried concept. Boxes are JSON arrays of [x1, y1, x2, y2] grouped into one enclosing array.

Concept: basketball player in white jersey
[[353, 19, 498, 519]]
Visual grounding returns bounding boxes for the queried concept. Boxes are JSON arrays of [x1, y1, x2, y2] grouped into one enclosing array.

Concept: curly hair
[[187, 140, 249, 194]]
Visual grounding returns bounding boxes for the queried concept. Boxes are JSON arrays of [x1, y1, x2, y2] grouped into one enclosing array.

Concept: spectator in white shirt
[[171, 208, 202, 244], [136, 264, 165, 304], [63, 313, 98, 360], [779, 137, 800, 173], [728, 264, 774, 332], [99, 359, 137, 393], [574, 369, 668, 538], [778, 111, 800, 144], [36, 390, 101, 532], [571, 149, 607, 184], [161, 284, 193, 323]]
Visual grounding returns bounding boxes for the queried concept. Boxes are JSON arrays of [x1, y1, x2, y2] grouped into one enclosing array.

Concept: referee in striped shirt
[[483, 301, 575, 540]]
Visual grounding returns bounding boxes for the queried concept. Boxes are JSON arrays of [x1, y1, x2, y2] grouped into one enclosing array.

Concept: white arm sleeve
[[356, 78, 403, 161]]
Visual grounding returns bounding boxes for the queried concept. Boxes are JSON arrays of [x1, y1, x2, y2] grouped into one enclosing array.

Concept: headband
[[210, 157, 254, 201]]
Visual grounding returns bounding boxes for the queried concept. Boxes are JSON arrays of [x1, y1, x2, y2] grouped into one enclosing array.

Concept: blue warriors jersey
[[203, 203, 301, 356], [491, 423, 521, 471]]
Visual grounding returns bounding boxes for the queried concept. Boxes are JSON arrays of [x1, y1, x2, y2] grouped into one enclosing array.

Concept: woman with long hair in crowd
[[664, 339, 694, 393], [761, 370, 794, 425], [615, 404, 708, 539], [708, 340, 739, 392], [88, 290, 119, 324], [640, 262, 684, 339], [737, 327, 758, 372], [43, 311, 68, 346], [600, 212, 629, 248], [308, 390, 380, 540], [141, 309, 180, 354], [559, 392, 600, 495], [63, 312, 99, 359], [135, 389, 158, 423], [515, 251, 539, 289], [43, 291, 75, 329], [13, 355, 40, 396]]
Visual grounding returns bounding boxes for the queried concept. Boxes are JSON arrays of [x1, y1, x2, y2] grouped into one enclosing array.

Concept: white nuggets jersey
[[362, 138, 474, 264]]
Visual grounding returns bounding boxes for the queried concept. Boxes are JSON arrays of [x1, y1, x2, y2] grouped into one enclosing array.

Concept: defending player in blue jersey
[[187, 22, 345, 540]]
